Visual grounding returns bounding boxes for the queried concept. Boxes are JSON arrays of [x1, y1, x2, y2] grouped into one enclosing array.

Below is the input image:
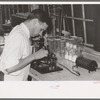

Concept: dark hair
[[27, 9, 52, 33]]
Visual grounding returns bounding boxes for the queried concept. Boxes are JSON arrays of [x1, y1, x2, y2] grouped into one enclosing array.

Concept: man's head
[[25, 9, 52, 37]]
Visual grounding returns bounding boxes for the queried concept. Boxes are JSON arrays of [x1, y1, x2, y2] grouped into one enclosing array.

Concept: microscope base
[[31, 63, 63, 74]]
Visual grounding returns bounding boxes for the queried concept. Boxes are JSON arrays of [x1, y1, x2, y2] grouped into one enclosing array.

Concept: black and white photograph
[[0, 1, 100, 98], [0, 3, 100, 81]]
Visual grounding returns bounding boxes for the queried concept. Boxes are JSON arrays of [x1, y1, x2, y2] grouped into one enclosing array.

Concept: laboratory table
[[29, 51, 100, 81]]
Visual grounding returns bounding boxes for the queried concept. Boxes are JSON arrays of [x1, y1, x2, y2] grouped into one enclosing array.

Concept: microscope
[[31, 37, 63, 74]]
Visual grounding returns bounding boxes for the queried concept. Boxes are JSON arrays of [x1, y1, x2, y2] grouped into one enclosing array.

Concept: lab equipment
[[75, 56, 98, 73]]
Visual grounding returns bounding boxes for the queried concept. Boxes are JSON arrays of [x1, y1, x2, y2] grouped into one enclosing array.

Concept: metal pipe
[[71, 4, 75, 36], [82, 4, 87, 44], [59, 8, 63, 36], [50, 14, 93, 22]]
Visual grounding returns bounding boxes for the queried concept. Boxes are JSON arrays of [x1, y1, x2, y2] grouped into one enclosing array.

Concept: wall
[[93, 5, 100, 52], [0, 6, 4, 36]]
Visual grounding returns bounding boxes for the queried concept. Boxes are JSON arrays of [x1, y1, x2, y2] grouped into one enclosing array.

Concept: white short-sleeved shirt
[[0, 23, 32, 81]]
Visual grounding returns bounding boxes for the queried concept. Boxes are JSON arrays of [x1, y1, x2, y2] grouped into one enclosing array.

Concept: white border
[[0, 81, 100, 98], [0, 1, 100, 4]]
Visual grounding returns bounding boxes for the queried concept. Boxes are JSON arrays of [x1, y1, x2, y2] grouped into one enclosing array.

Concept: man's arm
[[3, 33, 48, 74], [5, 49, 48, 74]]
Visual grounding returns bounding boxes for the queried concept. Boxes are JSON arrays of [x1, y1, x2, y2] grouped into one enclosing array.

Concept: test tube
[[65, 41, 69, 60], [60, 39, 66, 57]]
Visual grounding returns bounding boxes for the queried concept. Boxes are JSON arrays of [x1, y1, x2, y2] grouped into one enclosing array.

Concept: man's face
[[30, 19, 48, 37]]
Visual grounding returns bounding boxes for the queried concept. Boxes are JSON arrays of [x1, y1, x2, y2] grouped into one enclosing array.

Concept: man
[[0, 9, 51, 81]]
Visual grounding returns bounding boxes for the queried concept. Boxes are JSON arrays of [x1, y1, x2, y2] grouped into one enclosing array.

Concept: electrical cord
[[96, 67, 100, 70], [57, 62, 80, 76], [72, 66, 80, 76]]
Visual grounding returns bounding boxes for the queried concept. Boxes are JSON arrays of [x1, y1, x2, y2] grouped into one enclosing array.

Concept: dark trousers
[[0, 71, 4, 81]]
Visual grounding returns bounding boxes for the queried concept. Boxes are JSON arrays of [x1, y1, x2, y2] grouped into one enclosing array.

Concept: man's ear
[[31, 18, 38, 25]]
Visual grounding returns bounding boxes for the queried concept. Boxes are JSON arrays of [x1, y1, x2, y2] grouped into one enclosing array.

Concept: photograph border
[[0, 0, 100, 99]]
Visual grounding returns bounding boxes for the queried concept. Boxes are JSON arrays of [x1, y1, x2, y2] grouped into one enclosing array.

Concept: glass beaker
[[59, 39, 66, 57]]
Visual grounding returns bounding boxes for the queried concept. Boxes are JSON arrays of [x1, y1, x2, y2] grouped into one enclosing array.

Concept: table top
[[29, 51, 100, 81]]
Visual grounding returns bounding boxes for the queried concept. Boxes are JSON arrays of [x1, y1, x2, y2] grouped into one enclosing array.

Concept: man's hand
[[3, 69, 9, 75], [32, 49, 48, 60]]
